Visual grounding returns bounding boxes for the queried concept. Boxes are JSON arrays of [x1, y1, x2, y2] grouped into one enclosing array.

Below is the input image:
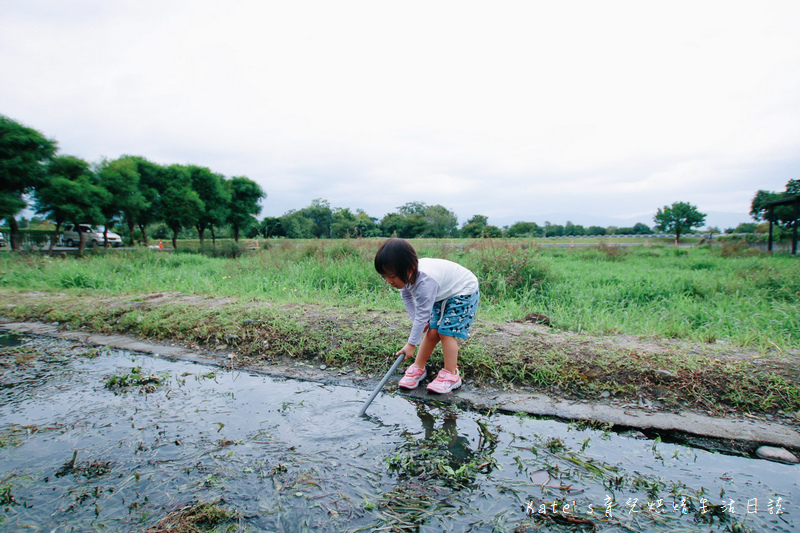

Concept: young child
[[374, 238, 479, 394]]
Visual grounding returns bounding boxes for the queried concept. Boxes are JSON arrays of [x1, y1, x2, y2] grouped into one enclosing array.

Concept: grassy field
[[1, 238, 799, 415], [3, 238, 797, 347]]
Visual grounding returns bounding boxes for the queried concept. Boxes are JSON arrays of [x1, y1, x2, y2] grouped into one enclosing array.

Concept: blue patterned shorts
[[429, 291, 480, 339]]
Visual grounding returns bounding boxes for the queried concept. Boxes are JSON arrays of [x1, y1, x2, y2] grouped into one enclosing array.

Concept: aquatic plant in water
[[386, 409, 499, 489], [104, 366, 167, 393], [143, 499, 242, 533]]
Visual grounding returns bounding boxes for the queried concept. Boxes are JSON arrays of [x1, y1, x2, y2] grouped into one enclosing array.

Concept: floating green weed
[[0, 478, 16, 506], [104, 366, 166, 393], [387, 408, 499, 489]]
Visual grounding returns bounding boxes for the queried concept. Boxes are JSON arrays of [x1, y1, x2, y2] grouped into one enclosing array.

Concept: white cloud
[[2, 0, 800, 230]]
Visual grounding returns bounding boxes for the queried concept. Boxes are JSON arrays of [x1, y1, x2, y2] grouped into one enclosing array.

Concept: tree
[[586, 225, 606, 236], [543, 221, 564, 237], [654, 201, 706, 244], [33, 155, 105, 251], [461, 215, 489, 238], [227, 176, 265, 242], [354, 210, 379, 237], [188, 165, 230, 246], [280, 209, 315, 238], [482, 225, 503, 237], [259, 217, 285, 238], [160, 165, 203, 249], [331, 207, 358, 238], [732, 222, 757, 234], [422, 204, 458, 237], [96, 157, 143, 247], [564, 221, 585, 236], [119, 156, 163, 245], [380, 211, 425, 238], [383, 202, 457, 238], [0, 115, 57, 250], [507, 221, 542, 237], [751, 179, 799, 233], [303, 199, 333, 238]]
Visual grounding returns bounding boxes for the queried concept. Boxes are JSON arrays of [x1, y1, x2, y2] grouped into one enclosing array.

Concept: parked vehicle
[[0, 232, 5, 247], [63, 224, 123, 248]]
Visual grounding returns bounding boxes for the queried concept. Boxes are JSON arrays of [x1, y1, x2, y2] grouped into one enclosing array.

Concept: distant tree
[[33, 155, 106, 251], [331, 207, 358, 238], [385, 201, 458, 238], [354, 210, 380, 237], [303, 199, 334, 238], [188, 165, 230, 246], [160, 165, 204, 248], [482, 225, 503, 238], [0, 115, 57, 250], [392, 202, 428, 238], [461, 215, 488, 238], [259, 217, 285, 238], [380, 211, 425, 238], [507, 221, 542, 237], [397, 201, 427, 217], [543, 222, 564, 237], [564, 221, 585, 236], [632, 222, 651, 234], [731, 222, 757, 234], [119, 156, 163, 245], [227, 176, 265, 242], [280, 209, 315, 238], [422, 204, 458, 237], [654, 201, 706, 244], [96, 157, 144, 247], [586, 225, 606, 236]]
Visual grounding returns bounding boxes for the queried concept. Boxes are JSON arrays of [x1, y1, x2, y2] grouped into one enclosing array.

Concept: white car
[[63, 224, 123, 248]]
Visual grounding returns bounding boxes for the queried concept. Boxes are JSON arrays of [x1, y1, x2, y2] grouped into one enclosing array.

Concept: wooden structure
[[765, 196, 799, 255]]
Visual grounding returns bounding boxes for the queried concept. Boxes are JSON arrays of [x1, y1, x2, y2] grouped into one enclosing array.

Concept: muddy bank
[[3, 320, 799, 460]]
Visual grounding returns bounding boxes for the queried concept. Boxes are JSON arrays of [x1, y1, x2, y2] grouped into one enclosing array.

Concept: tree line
[[5, 114, 792, 251], [1, 115, 265, 251]]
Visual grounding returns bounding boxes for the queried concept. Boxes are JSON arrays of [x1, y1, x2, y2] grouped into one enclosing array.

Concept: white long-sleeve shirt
[[400, 258, 479, 346]]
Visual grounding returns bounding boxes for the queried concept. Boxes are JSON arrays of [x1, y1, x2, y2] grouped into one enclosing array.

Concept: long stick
[[358, 352, 406, 417]]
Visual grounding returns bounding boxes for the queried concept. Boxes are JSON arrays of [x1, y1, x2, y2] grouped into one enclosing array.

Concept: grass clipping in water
[[144, 499, 241, 533], [369, 410, 500, 531], [104, 365, 166, 393]]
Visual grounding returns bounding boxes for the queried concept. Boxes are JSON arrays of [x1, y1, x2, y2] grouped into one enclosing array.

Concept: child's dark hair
[[374, 238, 418, 285]]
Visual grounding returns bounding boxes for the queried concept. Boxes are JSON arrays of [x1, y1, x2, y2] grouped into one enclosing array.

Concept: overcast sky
[[3, 1, 799, 230]]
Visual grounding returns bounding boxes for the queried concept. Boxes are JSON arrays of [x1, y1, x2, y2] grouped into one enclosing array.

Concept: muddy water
[[0, 333, 796, 532]]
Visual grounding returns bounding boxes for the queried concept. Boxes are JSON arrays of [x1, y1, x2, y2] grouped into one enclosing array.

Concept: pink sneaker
[[398, 364, 427, 389], [426, 368, 462, 394]]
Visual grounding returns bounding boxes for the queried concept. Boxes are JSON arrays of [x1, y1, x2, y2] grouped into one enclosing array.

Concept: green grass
[[1, 239, 798, 349], [1, 239, 799, 414]]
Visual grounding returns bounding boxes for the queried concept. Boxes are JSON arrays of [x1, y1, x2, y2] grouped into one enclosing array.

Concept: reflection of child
[[374, 238, 479, 394], [416, 404, 473, 463]]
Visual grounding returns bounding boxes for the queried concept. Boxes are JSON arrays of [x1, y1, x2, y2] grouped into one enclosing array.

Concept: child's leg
[[413, 328, 440, 369], [440, 334, 459, 374]]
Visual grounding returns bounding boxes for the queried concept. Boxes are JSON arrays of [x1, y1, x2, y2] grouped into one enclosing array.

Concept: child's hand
[[397, 343, 416, 360]]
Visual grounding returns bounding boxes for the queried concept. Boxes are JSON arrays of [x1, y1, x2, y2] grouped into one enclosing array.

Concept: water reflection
[[0, 333, 796, 533]]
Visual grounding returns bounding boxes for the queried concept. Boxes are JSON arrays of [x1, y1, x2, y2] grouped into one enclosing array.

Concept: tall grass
[[1, 239, 797, 349]]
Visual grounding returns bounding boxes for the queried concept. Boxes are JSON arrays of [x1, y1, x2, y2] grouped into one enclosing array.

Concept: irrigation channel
[[0, 333, 796, 532]]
